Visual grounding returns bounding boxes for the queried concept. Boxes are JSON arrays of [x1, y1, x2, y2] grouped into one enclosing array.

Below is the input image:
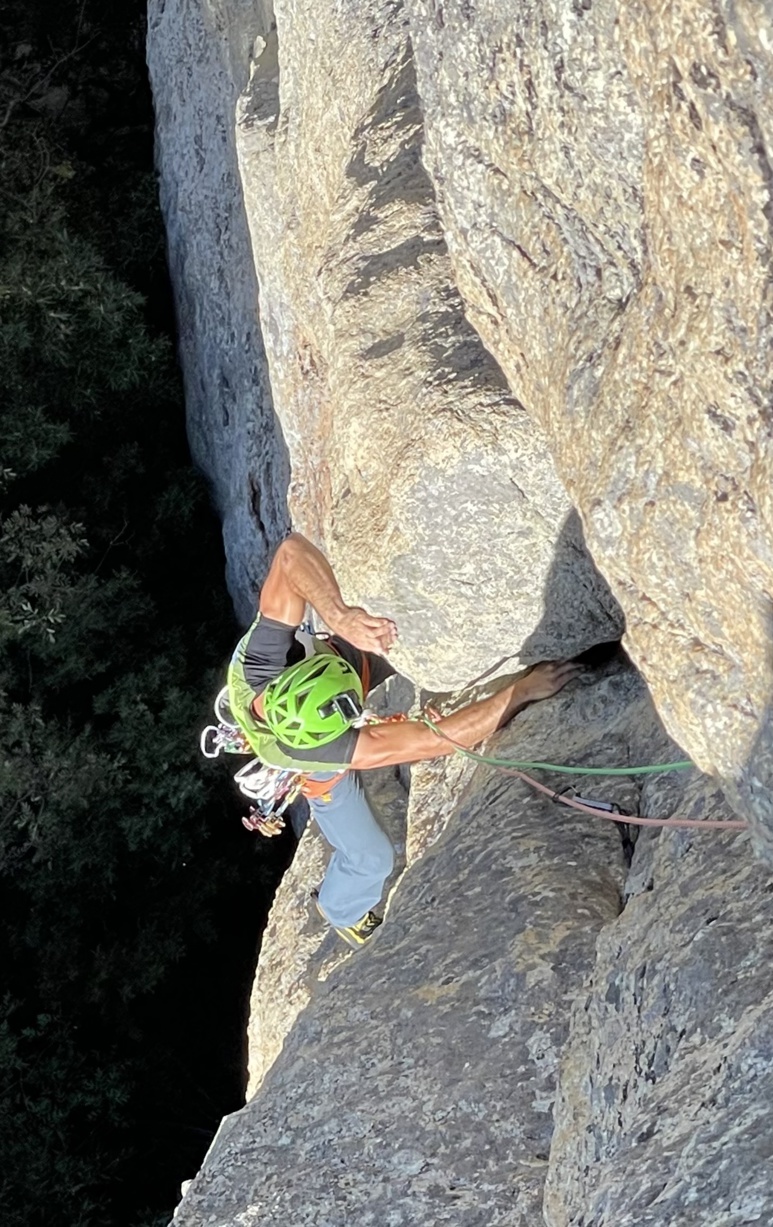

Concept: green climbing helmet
[[262, 654, 365, 749]]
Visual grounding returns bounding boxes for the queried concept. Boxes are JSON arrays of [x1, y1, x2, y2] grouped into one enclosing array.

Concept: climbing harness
[[420, 714, 749, 832], [204, 658, 748, 833]]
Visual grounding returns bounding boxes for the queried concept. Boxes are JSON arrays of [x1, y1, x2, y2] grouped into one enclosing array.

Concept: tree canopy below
[[0, 3, 291, 1223]]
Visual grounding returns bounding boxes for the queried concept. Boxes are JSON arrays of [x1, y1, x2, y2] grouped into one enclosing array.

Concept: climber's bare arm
[[351, 660, 582, 771], [259, 533, 397, 655]]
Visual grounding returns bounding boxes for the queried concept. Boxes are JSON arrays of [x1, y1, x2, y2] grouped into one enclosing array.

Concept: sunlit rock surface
[[247, 748, 410, 1095], [231, 0, 622, 691], [147, 0, 288, 622], [172, 663, 631, 1225], [247, 672, 472, 1098], [406, 0, 773, 847], [172, 664, 773, 1226], [147, 1, 773, 1222]]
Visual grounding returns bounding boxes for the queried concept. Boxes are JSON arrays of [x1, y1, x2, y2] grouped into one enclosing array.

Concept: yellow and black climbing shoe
[[333, 910, 383, 949], [313, 893, 383, 948]]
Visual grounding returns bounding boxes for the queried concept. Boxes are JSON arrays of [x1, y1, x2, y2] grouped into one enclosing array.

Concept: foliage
[[0, 4, 291, 1225]]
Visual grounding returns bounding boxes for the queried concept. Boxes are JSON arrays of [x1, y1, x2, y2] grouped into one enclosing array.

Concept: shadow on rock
[[519, 508, 625, 666]]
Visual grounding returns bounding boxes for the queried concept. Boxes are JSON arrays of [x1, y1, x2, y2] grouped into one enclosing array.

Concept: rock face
[[246, 676, 413, 1097], [147, 0, 289, 622], [146, 0, 773, 1223], [172, 665, 773, 1226], [245, 672, 480, 1100], [230, 0, 622, 689], [405, 0, 773, 847], [171, 663, 631, 1226], [246, 759, 408, 1097], [545, 774, 773, 1227]]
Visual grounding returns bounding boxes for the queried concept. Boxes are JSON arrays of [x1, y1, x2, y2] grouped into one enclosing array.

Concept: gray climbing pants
[[309, 770, 395, 928]]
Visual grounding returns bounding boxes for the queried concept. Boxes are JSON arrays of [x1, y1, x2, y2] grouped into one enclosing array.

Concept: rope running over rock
[[420, 715, 748, 832]]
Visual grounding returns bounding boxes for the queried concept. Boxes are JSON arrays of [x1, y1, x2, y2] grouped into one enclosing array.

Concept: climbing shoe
[[312, 893, 383, 948], [333, 910, 383, 949]]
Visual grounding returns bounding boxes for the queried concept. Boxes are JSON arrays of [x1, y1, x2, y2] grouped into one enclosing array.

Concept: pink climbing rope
[[424, 716, 749, 831]]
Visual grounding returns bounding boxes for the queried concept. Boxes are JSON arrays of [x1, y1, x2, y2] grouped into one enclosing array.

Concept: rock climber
[[227, 532, 581, 947]]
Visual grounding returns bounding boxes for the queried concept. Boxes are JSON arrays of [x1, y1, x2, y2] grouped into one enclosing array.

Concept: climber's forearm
[[435, 678, 535, 749], [259, 533, 348, 628], [259, 533, 398, 654], [351, 659, 583, 770], [351, 677, 534, 771]]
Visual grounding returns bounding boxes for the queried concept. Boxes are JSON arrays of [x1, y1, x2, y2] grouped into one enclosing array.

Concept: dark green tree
[[0, 5, 292, 1225]]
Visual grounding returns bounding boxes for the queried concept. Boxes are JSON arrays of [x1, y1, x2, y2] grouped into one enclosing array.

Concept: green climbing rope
[[420, 714, 693, 776]]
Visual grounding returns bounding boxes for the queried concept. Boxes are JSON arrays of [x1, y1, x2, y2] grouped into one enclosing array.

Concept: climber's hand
[[521, 659, 584, 702], [335, 605, 398, 655]]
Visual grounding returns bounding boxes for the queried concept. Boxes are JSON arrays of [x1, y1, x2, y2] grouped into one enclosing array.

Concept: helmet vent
[[262, 653, 365, 748]]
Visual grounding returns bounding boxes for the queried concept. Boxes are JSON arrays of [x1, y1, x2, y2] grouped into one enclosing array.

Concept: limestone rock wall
[[405, 0, 773, 847]]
